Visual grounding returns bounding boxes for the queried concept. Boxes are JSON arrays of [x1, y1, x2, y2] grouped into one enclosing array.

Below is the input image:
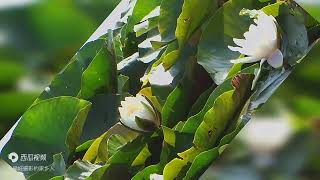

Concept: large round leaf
[[0, 97, 91, 176]]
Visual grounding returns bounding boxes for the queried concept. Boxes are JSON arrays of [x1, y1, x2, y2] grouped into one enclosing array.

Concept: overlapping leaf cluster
[[1, 0, 320, 179]]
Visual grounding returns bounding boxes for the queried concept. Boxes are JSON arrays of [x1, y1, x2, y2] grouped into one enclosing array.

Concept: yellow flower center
[[126, 105, 141, 117]]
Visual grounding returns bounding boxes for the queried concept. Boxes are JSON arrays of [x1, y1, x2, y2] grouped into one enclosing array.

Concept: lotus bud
[[119, 95, 160, 132]]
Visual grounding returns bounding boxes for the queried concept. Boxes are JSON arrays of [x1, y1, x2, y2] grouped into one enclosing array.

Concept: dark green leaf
[[38, 39, 114, 101], [159, 0, 184, 41], [28, 154, 66, 180], [1, 97, 91, 176], [78, 42, 117, 98], [80, 94, 121, 141], [187, 85, 216, 118], [161, 59, 203, 128], [278, 4, 309, 65]]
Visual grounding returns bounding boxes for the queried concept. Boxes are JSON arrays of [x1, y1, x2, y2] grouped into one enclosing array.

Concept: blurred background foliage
[[0, 0, 120, 136], [0, 0, 319, 179]]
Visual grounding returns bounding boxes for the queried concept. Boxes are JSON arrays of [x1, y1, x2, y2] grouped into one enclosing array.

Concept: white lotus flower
[[228, 10, 283, 68], [140, 63, 174, 86], [119, 95, 160, 132]]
